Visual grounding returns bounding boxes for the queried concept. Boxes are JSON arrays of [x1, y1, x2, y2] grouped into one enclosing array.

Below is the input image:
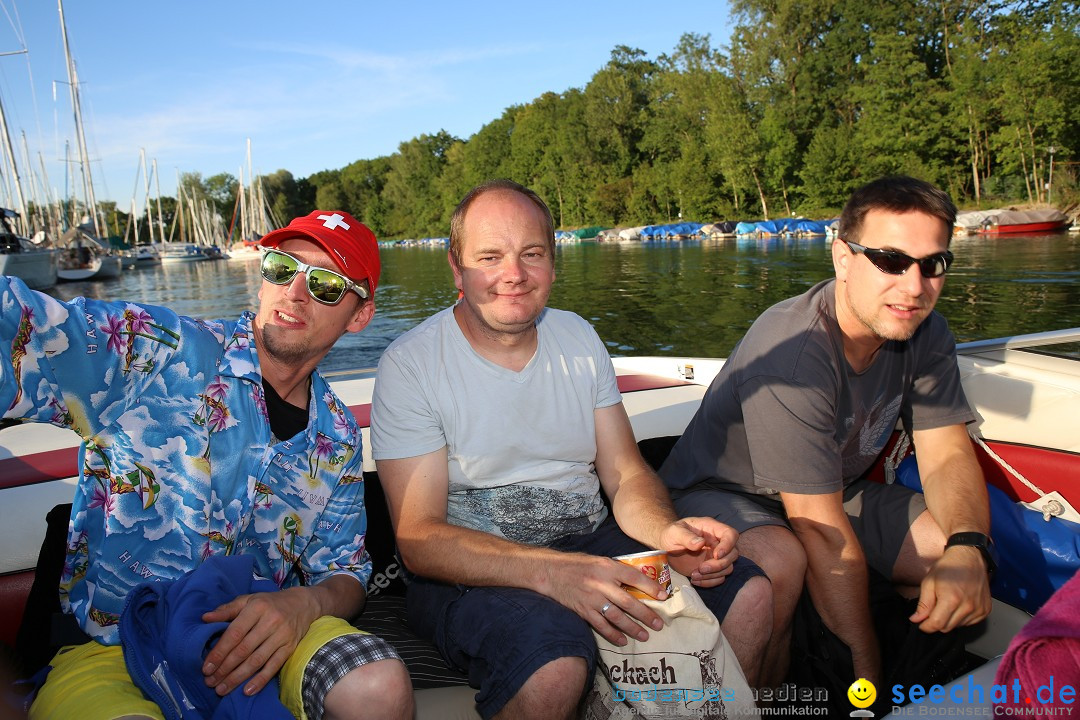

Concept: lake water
[[45, 232, 1080, 374]]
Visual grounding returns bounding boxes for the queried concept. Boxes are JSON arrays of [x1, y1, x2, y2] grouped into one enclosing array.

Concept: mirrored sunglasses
[[845, 241, 954, 279], [259, 248, 370, 305]]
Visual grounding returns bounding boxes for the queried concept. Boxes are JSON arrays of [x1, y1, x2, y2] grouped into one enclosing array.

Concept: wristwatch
[[945, 532, 998, 579]]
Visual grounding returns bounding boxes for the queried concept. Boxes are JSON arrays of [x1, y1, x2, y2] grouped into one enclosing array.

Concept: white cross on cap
[[317, 213, 351, 231]]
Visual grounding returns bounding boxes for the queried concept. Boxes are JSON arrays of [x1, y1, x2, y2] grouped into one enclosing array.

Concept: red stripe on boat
[[617, 374, 692, 393], [0, 447, 80, 490]]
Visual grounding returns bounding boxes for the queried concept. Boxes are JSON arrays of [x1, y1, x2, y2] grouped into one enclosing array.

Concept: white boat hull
[[57, 255, 122, 281], [159, 243, 210, 263], [0, 248, 58, 290]]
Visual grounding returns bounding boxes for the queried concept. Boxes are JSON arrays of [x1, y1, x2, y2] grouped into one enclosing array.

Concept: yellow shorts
[[28, 616, 367, 720]]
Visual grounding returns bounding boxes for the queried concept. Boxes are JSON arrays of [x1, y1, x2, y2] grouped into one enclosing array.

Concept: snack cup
[[614, 550, 671, 600]]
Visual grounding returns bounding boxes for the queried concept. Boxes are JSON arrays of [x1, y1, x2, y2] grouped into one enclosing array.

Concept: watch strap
[[945, 532, 997, 577]]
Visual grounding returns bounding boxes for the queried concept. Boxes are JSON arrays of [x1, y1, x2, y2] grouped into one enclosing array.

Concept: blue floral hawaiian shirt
[[0, 278, 370, 644]]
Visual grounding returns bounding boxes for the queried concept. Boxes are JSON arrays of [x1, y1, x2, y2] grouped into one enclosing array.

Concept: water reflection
[[41, 232, 1080, 373]]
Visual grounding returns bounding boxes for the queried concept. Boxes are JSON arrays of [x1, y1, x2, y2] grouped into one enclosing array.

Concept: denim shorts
[[405, 515, 764, 719]]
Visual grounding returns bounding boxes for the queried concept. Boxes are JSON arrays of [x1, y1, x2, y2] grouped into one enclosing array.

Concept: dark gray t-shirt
[[660, 279, 975, 496]]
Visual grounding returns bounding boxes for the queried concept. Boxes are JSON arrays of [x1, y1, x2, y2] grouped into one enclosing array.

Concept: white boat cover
[[987, 208, 1067, 227]]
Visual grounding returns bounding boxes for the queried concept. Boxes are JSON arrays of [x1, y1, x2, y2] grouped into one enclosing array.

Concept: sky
[[0, 1, 735, 215]]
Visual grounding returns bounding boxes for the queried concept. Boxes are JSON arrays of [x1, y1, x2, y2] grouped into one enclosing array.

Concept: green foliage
[[381, 131, 459, 238], [164, 4, 1077, 238]]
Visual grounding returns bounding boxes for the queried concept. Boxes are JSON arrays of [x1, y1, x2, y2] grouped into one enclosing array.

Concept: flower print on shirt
[[102, 314, 125, 354], [322, 391, 352, 435], [0, 281, 370, 645], [88, 483, 116, 518], [99, 305, 180, 373], [308, 433, 336, 477], [47, 396, 72, 426], [252, 384, 268, 422], [194, 375, 240, 457], [349, 535, 367, 565]]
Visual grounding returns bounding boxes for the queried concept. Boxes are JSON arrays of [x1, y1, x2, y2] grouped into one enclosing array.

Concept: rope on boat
[[884, 430, 1072, 522], [968, 433, 1071, 522]]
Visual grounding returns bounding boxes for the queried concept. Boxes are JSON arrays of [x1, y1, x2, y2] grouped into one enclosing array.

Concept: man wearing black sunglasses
[[3, 209, 413, 719], [660, 176, 992, 689]]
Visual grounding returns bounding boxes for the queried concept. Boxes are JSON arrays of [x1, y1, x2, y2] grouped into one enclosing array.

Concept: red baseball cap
[[259, 210, 381, 293]]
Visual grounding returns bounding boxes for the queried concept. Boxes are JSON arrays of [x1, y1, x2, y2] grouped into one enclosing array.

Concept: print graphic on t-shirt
[[843, 394, 902, 476], [454, 485, 604, 545]]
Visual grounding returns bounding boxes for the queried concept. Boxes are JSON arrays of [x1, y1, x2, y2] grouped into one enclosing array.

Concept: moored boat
[[0, 209, 57, 290], [1, 328, 1078, 715], [225, 242, 262, 261], [56, 227, 122, 282], [976, 208, 1069, 235], [159, 242, 210, 263], [120, 245, 162, 269]]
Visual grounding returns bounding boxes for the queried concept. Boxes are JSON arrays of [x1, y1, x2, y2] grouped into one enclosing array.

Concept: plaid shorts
[[301, 630, 401, 720]]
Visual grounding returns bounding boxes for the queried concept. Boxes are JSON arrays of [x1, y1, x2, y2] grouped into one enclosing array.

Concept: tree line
[[115, 0, 1078, 244]]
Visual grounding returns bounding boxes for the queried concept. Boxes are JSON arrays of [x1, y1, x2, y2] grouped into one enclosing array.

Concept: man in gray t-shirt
[[372, 180, 771, 720], [661, 176, 994, 689]]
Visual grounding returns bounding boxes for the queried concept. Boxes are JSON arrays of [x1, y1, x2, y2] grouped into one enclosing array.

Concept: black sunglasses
[[259, 248, 369, 305], [844, 241, 954, 279]]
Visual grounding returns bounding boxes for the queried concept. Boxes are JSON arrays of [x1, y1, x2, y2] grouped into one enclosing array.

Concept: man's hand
[[660, 517, 739, 587], [910, 544, 992, 633], [201, 587, 319, 696], [540, 552, 672, 647]]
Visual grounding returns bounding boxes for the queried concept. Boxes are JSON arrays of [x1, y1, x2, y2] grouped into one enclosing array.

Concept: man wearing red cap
[[2, 210, 413, 719]]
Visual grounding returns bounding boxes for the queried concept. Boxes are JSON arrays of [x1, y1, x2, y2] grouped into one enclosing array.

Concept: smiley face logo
[[847, 678, 876, 709]]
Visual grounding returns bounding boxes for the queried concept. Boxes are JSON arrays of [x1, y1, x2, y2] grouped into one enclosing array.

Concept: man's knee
[[723, 574, 775, 643], [721, 574, 774, 686], [498, 656, 588, 720], [740, 526, 807, 607], [432, 585, 595, 719], [323, 658, 414, 720], [730, 574, 773, 619], [526, 655, 589, 697]]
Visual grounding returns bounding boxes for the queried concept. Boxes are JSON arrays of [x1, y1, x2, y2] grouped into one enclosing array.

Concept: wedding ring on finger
[[600, 602, 612, 617]]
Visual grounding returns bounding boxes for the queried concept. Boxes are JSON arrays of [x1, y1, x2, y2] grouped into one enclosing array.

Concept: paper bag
[[583, 571, 756, 719]]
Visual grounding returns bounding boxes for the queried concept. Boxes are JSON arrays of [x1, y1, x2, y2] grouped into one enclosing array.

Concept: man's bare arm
[[782, 490, 881, 685], [376, 448, 666, 646], [592, 402, 740, 586], [910, 423, 992, 632]]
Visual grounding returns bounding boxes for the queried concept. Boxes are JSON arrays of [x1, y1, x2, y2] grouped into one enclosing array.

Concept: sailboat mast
[[236, 165, 247, 243], [130, 150, 143, 243], [58, 0, 101, 238], [39, 151, 61, 235], [139, 148, 155, 245], [20, 133, 41, 233], [152, 158, 166, 247], [0, 94, 28, 234]]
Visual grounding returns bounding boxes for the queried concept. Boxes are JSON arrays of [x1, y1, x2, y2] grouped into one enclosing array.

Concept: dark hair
[[838, 176, 957, 245], [448, 180, 555, 267]]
